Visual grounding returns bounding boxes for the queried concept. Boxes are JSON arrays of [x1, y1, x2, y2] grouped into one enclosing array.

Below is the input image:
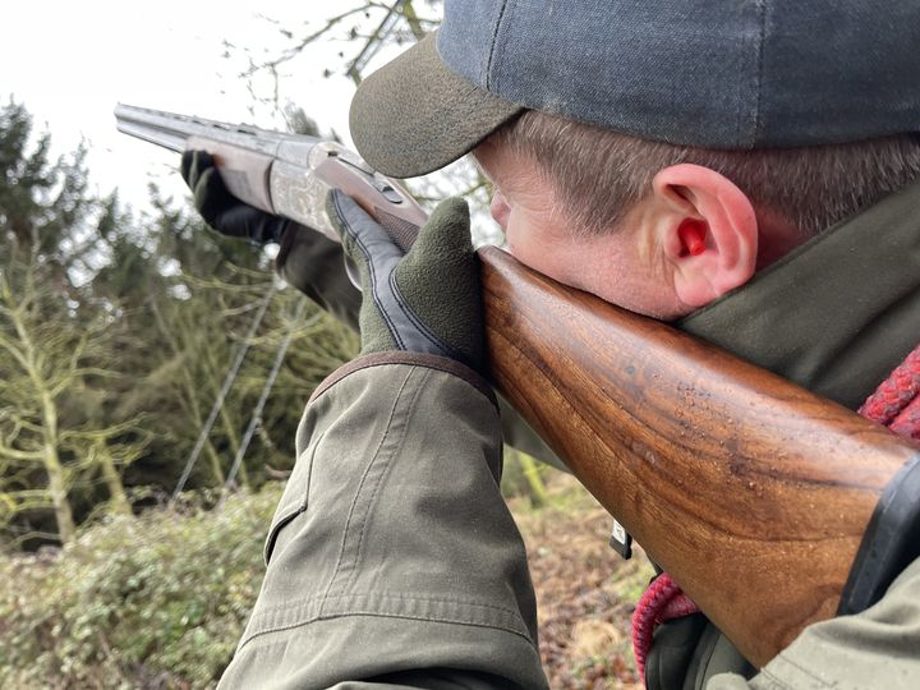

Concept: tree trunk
[[44, 439, 75, 542], [96, 442, 132, 516], [203, 344, 250, 489], [517, 451, 549, 509], [181, 371, 226, 485], [14, 290, 79, 543]]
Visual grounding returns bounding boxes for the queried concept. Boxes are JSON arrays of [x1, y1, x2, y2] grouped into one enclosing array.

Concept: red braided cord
[[889, 392, 920, 440], [631, 572, 699, 680], [631, 342, 920, 686], [859, 344, 920, 426]]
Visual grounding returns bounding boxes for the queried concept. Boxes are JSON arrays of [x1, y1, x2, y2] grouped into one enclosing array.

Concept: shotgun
[[114, 104, 920, 667]]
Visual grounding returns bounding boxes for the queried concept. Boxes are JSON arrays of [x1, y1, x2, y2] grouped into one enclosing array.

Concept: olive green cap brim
[[349, 32, 523, 178]]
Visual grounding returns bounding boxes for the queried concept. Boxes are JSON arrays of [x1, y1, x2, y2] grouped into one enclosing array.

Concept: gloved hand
[[180, 149, 362, 329], [327, 190, 485, 374], [180, 150, 287, 244]]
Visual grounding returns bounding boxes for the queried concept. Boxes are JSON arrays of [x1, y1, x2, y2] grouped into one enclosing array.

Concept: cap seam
[[751, 0, 769, 145], [485, 0, 510, 90]]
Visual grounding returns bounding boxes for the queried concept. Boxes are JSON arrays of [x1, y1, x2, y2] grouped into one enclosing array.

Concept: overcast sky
[[1, 2, 379, 212]]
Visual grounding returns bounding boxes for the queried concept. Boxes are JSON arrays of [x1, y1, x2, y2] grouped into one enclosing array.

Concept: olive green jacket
[[218, 354, 548, 689], [220, 180, 920, 688]]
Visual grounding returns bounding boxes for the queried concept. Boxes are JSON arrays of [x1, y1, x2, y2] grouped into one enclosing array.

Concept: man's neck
[[753, 207, 806, 272]]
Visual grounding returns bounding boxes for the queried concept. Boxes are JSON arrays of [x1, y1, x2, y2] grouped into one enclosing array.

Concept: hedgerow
[[0, 486, 281, 690]]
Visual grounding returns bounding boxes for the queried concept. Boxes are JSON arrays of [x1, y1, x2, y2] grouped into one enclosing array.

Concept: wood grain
[[479, 245, 918, 667]]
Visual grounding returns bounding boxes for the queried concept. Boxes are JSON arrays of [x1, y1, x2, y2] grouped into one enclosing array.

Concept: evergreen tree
[[0, 99, 98, 543]]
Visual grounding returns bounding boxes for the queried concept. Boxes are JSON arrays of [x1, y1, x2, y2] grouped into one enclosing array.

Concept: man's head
[[348, 1, 920, 318], [472, 112, 920, 318]]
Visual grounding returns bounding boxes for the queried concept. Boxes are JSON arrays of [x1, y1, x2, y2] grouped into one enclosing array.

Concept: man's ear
[[651, 164, 758, 309]]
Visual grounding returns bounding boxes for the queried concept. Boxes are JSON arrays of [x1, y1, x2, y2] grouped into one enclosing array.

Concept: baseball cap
[[350, 0, 920, 178]]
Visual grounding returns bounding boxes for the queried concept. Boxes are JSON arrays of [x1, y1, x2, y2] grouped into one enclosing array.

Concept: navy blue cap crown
[[437, 0, 920, 148]]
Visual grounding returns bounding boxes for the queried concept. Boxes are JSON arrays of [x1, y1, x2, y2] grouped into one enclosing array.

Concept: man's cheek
[[504, 230, 554, 280]]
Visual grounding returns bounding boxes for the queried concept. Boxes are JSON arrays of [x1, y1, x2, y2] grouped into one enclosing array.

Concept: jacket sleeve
[[707, 555, 920, 690], [218, 354, 549, 690], [274, 224, 570, 476], [275, 222, 362, 331]]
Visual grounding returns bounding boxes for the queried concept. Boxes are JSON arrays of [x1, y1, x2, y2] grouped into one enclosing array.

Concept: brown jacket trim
[[309, 352, 497, 409]]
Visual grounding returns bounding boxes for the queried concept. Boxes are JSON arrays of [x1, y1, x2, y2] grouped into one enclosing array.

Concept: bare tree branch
[[0, 441, 44, 461], [239, 3, 386, 79]]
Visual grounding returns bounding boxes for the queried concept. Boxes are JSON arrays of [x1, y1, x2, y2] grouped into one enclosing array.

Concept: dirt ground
[[509, 475, 655, 690]]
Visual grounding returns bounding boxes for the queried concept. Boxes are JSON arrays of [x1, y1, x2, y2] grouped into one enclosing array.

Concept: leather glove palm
[[327, 190, 485, 375]]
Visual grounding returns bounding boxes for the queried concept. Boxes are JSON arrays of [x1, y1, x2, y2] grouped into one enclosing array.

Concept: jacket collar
[[678, 178, 920, 410]]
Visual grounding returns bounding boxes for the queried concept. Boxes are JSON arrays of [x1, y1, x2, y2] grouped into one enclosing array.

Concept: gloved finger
[[394, 197, 481, 366], [180, 149, 215, 188], [396, 197, 474, 308], [326, 190, 404, 285], [193, 165, 240, 229], [404, 197, 472, 268], [216, 203, 285, 241]]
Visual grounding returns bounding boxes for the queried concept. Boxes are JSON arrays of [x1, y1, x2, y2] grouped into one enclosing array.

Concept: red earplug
[[677, 220, 707, 256]]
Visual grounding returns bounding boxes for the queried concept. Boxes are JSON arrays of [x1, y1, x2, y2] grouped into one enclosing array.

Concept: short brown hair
[[492, 111, 920, 237]]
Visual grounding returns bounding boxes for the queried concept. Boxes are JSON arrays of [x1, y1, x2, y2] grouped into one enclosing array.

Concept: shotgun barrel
[[114, 104, 426, 247]]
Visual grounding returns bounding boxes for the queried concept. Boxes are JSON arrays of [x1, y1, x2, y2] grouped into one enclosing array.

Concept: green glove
[[180, 150, 287, 244], [327, 190, 485, 374]]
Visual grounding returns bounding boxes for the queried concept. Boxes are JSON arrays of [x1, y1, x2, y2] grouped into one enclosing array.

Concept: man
[[184, 2, 920, 688]]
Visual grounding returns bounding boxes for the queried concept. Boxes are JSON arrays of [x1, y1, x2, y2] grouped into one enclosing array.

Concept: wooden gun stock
[[478, 245, 918, 667]]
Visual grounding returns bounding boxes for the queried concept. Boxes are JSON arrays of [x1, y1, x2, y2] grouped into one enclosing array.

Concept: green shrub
[[0, 485, 282, 689]]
